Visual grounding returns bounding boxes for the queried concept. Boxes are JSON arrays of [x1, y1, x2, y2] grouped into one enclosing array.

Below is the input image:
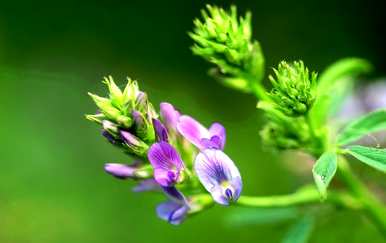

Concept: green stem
[[237, 185, 361, 210], [337, 157, 386, 237], [242, 73, 270, 101]]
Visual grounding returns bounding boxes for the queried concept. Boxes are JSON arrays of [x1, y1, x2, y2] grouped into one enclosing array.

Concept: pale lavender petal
[[177, 115, 210, 150], [209, 123, 226, 149], [104, 163, 136, 179], [156, 201, 188, 225], [194, 149, 242, 205], [147, 142, 184, 187], [132, 110, 145, 128], [160, 102, 180, 130], [362, 81, 386, 111], [120, 130, 141, 146], [337, 94, 366, 121], [132, 179, 160, 192], [152, 118, 169, 142]]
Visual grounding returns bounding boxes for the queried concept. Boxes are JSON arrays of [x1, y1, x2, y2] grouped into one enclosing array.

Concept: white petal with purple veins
[[194, 149, 242, 205]]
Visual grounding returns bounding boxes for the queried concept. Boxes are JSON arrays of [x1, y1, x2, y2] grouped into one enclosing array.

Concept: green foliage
[[269, 61, 317, 116], [337, 109, 386, 145], [190, 5, 265, 93], [281, 215, 315, 243], [346, 145, 386, 172], [310, 58, 372, 128], [312, 152, 337, 199]]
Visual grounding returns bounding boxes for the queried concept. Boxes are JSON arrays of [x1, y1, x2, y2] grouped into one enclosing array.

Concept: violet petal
[[194, 149, 242, 205], [147, 142, 184, 187]]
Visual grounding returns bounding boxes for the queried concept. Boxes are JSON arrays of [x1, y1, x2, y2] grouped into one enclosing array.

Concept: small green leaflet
[[309, 58, 372, 128], [312, 152, 337, 199], [337, 109, 386, 145], [317, 58, 372, 94], [346, 145, 386, 173], [281, 215, 315, 243]]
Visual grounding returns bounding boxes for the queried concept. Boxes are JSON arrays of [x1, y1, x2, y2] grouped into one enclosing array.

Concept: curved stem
[[237, 185, 361, 210], [337, 157, 386, 237]]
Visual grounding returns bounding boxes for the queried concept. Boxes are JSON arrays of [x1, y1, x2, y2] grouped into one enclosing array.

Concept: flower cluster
[[258, 61, 320, 153], [189, 5, 264, 92], [87, 77, 242, 224], [269, 61, 317, 116]]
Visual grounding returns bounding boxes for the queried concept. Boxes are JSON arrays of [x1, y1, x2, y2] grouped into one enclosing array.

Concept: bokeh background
[[0, 1, 385, 242]]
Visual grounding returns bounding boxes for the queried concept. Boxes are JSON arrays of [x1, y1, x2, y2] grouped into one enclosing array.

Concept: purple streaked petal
[[194, 149, 242, 205], [160, 102, 180, 131], [177, 115, 210, 150], [152, 119, 169, 142], [132, 179, 160, 192], [147, 142, 184, 187], [156, 200, 189, 225], [104, 163, 136, 179], [209, 123, 226, 149], [162, 186, 186, 203], [200, 136, 223, 150]]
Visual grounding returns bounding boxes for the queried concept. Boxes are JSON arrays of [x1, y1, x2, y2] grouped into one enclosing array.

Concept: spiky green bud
[[269, 61, 317, 116], [190, 5, 264, 92], [87, 76, 158, 149]]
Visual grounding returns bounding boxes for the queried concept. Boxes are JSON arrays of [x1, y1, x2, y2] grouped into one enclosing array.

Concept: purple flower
[[177, 115, 226, 150], [104, 163, 137, 179], [152, 118, 169, 142], [361, 81, 386, 111], [156, 187, 189, 225], [160, 102, 180, 131], [132, 179, 161, 192], [194, 149, 242, 205], [147, 142, 185, 187]]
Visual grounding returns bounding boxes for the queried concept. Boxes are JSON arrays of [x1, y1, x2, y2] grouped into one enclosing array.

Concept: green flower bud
[[87, 76, 159, 149], [269, 61, 317, 116], [102, 120, 119, 136], [190, 5, 264, 91], [85, 113, 105, 124], [120, 130, 149, 157], [260, 122, 301, 150]]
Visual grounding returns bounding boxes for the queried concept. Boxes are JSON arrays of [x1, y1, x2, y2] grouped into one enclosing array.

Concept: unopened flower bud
[[104, 163, 152, 179], [120, 130, 149, 156], [102, 120, 119, 135], [190, 5, 265, 90], [132, 110, 155, 143], [269, 60, 317, 116]]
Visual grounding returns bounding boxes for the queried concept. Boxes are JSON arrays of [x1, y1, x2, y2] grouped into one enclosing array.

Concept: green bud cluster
[[189, 5, 264, 92], [269, 61, 317, 116], [86, 76, 157, 155], [258, 101, 311, 150]]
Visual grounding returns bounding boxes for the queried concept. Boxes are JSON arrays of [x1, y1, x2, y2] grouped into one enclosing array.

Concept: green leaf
[[346, 145, 386, 172], [317, 58, 372, 94], [337, 109, 386, 145], [281, 215, 314, 243], [226, 208, 298, 226], [312, 152, 337, 199], [310, 58, 372, 128]]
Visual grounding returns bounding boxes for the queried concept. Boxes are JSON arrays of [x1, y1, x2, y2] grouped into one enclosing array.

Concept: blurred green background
[[0, 1, 385, 242]]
